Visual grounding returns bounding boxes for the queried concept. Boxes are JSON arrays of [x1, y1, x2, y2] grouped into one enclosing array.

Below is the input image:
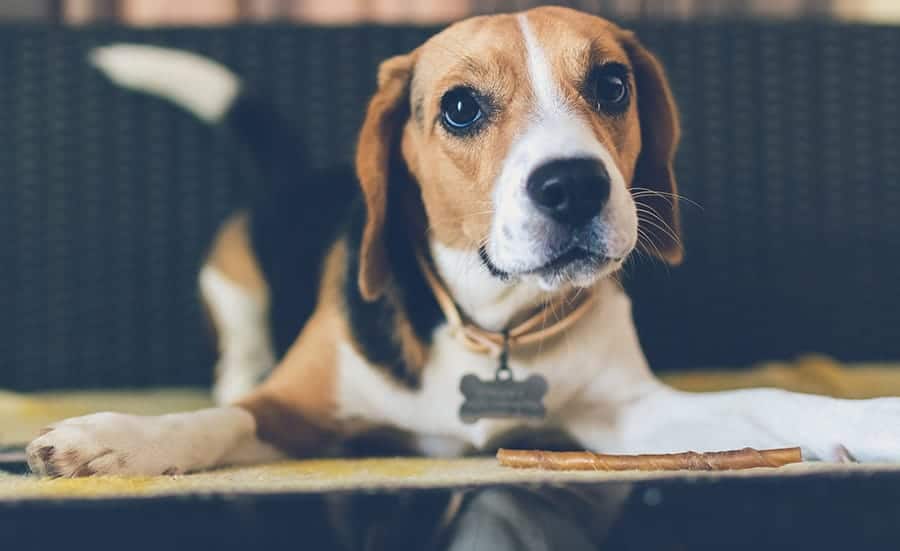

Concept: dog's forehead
[[414, 7, 627, 88], [522, 7, 629, 65], [413, 14, 523, 85]]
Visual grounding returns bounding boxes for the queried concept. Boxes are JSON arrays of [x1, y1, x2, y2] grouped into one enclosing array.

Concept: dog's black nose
[[526, 158, 610, 227]]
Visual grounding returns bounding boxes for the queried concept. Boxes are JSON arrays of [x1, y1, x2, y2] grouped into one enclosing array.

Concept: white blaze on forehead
[[517, 13, 566, 115]]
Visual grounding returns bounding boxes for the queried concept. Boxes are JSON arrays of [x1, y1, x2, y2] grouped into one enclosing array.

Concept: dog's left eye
[[440, 87, 484, 134], [590, 63, 630, 114]]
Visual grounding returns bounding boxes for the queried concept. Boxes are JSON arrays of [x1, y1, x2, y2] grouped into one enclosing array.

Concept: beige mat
[[3, 457, 900, 502]]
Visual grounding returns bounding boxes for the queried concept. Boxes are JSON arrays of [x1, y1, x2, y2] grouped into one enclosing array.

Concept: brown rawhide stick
[[497, 447, 803, 471]]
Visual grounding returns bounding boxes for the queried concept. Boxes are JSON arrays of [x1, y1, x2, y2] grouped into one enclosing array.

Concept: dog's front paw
[[26, 412, 185, 477]]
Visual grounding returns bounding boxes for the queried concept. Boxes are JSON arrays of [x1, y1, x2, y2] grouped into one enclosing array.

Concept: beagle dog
[[27, 6, 900, 478]]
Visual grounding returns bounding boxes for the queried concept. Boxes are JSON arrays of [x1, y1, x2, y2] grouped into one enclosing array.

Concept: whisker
[[630, 187, 703, 210], [637, 216, 681, 249], [630, 187, 703, 209], [635, 226, 667, 262], [636, 218, 681, 252], [634, 205, 678, 236], [635, 206, 682, 247]]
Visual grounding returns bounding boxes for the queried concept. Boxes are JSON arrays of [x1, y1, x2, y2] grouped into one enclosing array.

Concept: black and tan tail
[[89, 44, 307, 185]]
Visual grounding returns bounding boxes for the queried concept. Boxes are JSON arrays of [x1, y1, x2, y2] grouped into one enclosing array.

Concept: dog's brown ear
[[621, 33, 684, 265], [355, 53, 416, 301]]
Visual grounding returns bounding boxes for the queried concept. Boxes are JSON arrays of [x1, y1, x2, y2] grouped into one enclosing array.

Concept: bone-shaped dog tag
[[458, 337, 547, 423], [459, 372, 548, 423]]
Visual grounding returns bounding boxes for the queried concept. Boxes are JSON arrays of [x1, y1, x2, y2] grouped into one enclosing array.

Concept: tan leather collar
[[415, 248, 597, 356]]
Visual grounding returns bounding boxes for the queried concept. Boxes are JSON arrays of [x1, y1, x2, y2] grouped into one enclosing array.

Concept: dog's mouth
[[526, 247, 596, 274], [479, 245, 620, 281]]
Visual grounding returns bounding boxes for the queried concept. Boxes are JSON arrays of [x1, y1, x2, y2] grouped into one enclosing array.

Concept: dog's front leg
[[26, 405, 287, 477], [568, 382, 900, 462], [26, 374, 340, 477]]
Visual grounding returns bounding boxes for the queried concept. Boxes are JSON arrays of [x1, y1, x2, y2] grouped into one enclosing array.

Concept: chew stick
[[497, 447, 802, 471]]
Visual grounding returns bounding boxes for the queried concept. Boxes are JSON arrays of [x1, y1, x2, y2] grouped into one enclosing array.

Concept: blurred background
[[2, 0, 900, 25]]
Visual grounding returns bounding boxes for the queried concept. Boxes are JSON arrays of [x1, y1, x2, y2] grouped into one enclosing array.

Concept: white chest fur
[[333, 279, 648, 454]]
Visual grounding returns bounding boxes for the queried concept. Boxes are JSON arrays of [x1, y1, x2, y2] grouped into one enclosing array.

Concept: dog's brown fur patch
[[206, 211, 269, 302], [237, 240, 348, 454]]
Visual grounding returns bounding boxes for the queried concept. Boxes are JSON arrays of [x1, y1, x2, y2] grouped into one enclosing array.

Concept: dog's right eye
[[440, 87, 484, 134]]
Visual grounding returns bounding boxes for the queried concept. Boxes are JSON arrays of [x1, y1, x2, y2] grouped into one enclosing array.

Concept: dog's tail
[[89, 44, 305, 182]]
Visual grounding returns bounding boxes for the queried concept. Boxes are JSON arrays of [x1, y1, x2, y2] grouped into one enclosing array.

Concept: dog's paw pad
[[25, 413, 156, 477]]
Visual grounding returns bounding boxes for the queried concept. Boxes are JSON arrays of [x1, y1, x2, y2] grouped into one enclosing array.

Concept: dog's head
[[356, 6, 681, 300]]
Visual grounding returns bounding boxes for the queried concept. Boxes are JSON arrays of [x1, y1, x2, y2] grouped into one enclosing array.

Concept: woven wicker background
[[1, 22, 899, 391]]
